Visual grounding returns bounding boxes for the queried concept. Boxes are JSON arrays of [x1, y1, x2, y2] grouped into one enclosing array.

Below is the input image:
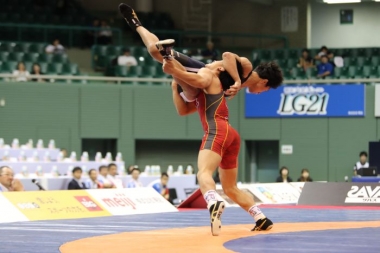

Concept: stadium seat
[[52, 54, 69, 64], [15, 42, 31, 53], [24, 53, 39, 63], [115, 65, 128, 77], [290, 67, 306, 80], [61, 63, 79, 75], [286, 58, 297, 69], [349, 66, 363, 78], [29, 43, 46, 54], [24, 61, 33, 72], [39, 62, 48, 73], [93, 45, 107, 57], [1, 61, 17, 73], [107, 46, 123, 56], [8, 52, 24, 62], [47, 63, 63, 75], [0, 52, 9, 62], [0, 42, 16, 52], [371, 56, 380, 66], [259, 50, 274, 61], [362, 66, 373, 78], [355, 57, 368, 67], [38, 54, 53, 63], [305, 68, 318, 79], [274, 49, 285, 60], [287, 49, 301, 59], [140, 66, 157, 77], [131, 47, 149, 58], [334, 67, 349, 79]]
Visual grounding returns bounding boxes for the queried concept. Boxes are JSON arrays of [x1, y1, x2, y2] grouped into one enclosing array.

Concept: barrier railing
[[0, 73, 379, 85], [0, 24, 123, 47]]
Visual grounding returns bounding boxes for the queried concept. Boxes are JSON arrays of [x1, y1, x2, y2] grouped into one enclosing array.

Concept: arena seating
[[253, 48, 380, 80], [0, 41, 79, 76]]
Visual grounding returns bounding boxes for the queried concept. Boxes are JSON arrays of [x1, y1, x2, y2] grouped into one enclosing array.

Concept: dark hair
[[320, 46, 328, 51], [98, 165, 108, 172], [108, 163, 117, 168], [301, 168, 309, 174], [254, 62, 283, 89], [131, 168, 140, 173], [279, 166, 288, 175], [161, 172, 169, 178], [123, 48, 131, 53], [359, 151, 368, 157], [88, 169, 96, 175], [17, 61, 25, 70], [72, 167, 82, 173], [302, 48, 309, 54], [218, 59, 245, 91]]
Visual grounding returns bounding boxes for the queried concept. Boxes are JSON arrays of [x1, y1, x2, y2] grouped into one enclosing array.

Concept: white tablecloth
[[18, 175, 197, 201], [0, 161, 125, 175], [0, 148, 60, 160]]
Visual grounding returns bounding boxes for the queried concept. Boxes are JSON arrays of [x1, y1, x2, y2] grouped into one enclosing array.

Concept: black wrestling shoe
[[155, 39, 175, 59], [251, 217, 273, 231], [118, 3, 142, 30], [209, 201, 225, 236]]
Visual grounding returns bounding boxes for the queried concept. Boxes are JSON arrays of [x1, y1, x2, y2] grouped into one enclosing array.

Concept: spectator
[[31, 63, 45, 82], [127, 168, 143, 188], [97, 165, 114, 188], [150, 172, 170, 201], [84, 18, 100, 48], [297, 168, 313, 182], [67, 167, 87, 190], [315, 45, 334, 61], [13, 62, 30, 82], [85, 169, 103, 189], [45, 39, 65, 54], [276, 166, 293, 183], [127, 165, 139, 175], [354, 151, 369, 176], [0, 166, 25, 192], [117, 48, 138, 67], [107, 163, 123, 188], [201, 41, 218, 61], [317, 55, 334, 78], [298, 49, 314, 70], [98, 20, 113, 45]]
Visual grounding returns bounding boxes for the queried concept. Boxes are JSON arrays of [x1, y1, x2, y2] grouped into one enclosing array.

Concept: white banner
[[375, 85, 380, 117], [0, 194, 28, 223], [87, 188, 178, 215], [248, 183, 301, 204], [281, 7, 298, 32]]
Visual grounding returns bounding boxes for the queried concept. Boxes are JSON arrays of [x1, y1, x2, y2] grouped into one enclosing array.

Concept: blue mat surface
[[1, 207, 380, 253]]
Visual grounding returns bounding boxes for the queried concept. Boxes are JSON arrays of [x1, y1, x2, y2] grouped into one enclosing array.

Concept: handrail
[[0, 73, 379, 85], [0, 23, 123, 47], [151, 29, 289, 49]]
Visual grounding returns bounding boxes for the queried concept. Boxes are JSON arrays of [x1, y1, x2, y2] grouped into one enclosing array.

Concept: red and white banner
[[87, 187, 178, 215]]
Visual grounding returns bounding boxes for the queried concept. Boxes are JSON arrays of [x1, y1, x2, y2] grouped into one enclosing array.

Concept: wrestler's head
[[245, 62, 283, 94]]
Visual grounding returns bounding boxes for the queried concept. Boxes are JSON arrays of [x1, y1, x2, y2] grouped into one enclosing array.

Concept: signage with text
[[245, 85, 365, 118]]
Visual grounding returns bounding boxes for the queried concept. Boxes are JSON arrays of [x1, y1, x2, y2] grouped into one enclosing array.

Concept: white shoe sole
[[210, 202, 225, 236]]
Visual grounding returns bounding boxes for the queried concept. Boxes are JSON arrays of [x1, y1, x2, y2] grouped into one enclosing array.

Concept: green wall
[[0, 82, 379, 182]]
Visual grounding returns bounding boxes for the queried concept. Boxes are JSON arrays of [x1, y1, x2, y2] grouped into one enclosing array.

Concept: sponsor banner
[[375, 85, 380, 117], [2, 190, 110, 221], [0, 194, 29, 223], [289, 182, 305, 193], [87, 188, 178, 215], [245, 85, 365, 118], [298, 182, 380, 206], [248, 183, 301, 204]]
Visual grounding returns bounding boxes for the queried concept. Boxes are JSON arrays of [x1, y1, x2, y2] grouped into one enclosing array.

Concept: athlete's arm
[[222, 52, 242, 86], [171, 81, 197, 116], [163, 59, 212, 89]]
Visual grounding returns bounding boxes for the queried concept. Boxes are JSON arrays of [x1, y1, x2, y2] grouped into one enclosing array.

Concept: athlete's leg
[[197, 149, 225, 236]]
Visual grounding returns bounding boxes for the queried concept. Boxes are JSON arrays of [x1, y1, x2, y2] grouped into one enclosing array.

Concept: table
[[0, 161, 125, 175], [352, 176, 380, 183], [18, 175, 197, 201], [0, 148, 60, 160]]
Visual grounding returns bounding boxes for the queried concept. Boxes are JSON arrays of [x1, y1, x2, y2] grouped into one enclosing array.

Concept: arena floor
[[2, 205, 380, 253]]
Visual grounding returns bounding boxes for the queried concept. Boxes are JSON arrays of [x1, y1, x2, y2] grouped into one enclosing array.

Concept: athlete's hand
[[162, 59, 176, 75], [224, 80, 241, 98]]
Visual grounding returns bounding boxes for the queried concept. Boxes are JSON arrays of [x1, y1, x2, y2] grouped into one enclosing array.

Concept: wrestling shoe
[[119, 3, 141, 30], [209, 201, 225, 236], [251, 217, 273, 231], [156, 39, 175, 59]]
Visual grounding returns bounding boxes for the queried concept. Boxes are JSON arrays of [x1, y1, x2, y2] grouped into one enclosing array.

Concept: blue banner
[[245, 84, 365, 118]]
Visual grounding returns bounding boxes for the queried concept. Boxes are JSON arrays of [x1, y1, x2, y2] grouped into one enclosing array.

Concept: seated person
[[117, 48, 138, 66], [298, 49, 314, 70], [68, 167, 87, 190], [46, 39, 65, 54], [353, 151, 369, 176], [297, 168, 313, 182], [276, 166, 293, 183], [85, 169, 103, 189], [97, 165, 114, 188], [201, 41, 218, 61], [149, 172, 170, 201], [0, 166, 24, 191], [31, 63, 45, 82], [126, 168, 143, 188], [315, 45, 334, 61], [317, 55, 333, 78], [13, 62, 30, 82]]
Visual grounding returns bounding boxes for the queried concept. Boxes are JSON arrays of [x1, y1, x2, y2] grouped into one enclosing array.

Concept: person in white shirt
[[98, 20, 113, 45], [127, 168, 143, 188], [12, 62, 30, 82], [85, 169, 103, 189], [45, 39, 65, 54], [117, 48, 138, 67], [97, 165, 114, 188], [354, 151, 369, 176], [107, 163, 124, 189], [0, 166, 24, 192]]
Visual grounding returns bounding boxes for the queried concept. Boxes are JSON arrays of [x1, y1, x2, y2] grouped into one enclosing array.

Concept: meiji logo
[[345, 186, 380, 203], [17, 202, 39, 209], [101, 193, 137, 209], [74, 196, 103, 211]]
